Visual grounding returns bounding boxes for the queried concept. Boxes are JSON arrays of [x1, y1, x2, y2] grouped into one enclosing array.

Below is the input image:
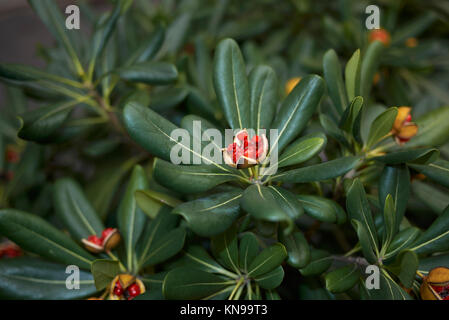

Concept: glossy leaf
[[323, 49, 348, 114], [135, 189, 182, 219], [91, 259, 119, 291], [163, 267, 232, 300], [117, 165, 148, 271], [339, 96, 363, 135], [0, 209, 94, 270], [213, 38, 250, 130], [17, 101, 76, 143], [360, 41, 384, 100], [270, 75, 324, 152], [346, 179, 379, 255], [373, 147, 439, 165], [297, 195, 337, 223], [211, 226, 240, 274], [345, 49, 361, 101], [277, 132, 327, 168], [238, 232, 259, 272], [254, 265, 284, 290], [411, 205, 449, 255], [351, 219, 378, 264], [53, 178, 104, 240], [378, 165, 410, 233], [386, 227, 421, 259], [280, 230, 311, 268], [0, 257, 96, 300], [272, 156, 362, 183], [365, 107, 398, 149], [247, 243, 287, 277], [387, 250, 418, 288], [117, 62, 178, 85], [382, 194, 396, 249], [299, 249, 332, 276], [325, 264, 360, 293], [249, 65, 278, 132], [409, 159, 449, 189], [173, 190, 242, 237]]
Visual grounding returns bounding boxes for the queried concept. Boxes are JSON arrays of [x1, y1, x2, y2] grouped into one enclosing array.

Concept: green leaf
[[117, 62, 178, 85], [325, 264, 360, 293], [280, 230, 311, 268], [241, 185, 302, 233], [373, 148, 439, 165], [53, 178, 104, 240], [277, 132, 327, 168], [0, 209, 94, 270], [150, 87, 189, 111], [238, 232, 259, 272], [360, 41, 384, 100], [387, 250, 418, 288], [181, 245, 227, 275], [163, 267, 232, 300], [255, 265, 284, 290], [351, 219, 378, 264], [419, 254, 449, 272], [339, 96, 363, 136], [412, 180, 449, 215], [378, 165, 410, 233], [139, 227, 185, 268], [211, 226, 240, 274], [89, 1, 125, 74], [124, 102, 230, 173], [382, 194, 396, 250], [272, 156, 362, 183], [386, 227, 421, 259], [123, 102, 179, 160], [297, 195, 337, 223], [270, 75, 324, 152], [86, 157, 140, 220], [117, 165, 148, 271], [153, 158, 240, 194], [299, 248, 332, 276], [125, 25, 165, 65], [409, 159, 449, 189], [0, 257, 96, 299], [346, 178, 379, 255], [365, 107, 398, 149], [28, 0, 84, 76], [364, 270, 411, 300], [213, 38, 250, 130], [411, 205, 449, 255], [136, 206, 180, 267], [248, 65, 278, 132], [17, 101, 76, 143], [345, 49, 361, 101], [173, 190, 242, 237], [91, 259, 120, 291], [135, 189, 182, 219], [323, 49, 348, 114], [247, 243, 287, 277], [0, 64, 83, 89], [319, 113, 351, 150], [406, 106, 449, 147]]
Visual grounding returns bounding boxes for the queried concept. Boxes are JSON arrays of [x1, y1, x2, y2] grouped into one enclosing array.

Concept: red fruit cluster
[[113, 281, 141, 300], [226, 131, 266, 165]]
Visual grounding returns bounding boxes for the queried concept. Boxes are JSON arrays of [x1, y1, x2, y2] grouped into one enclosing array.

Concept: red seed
[[113, 281, 123, 296], [101, 228, 115, 241], [126, 283, 141, 300], [87, 235, 103, 246], [405, 114, 412, 123]]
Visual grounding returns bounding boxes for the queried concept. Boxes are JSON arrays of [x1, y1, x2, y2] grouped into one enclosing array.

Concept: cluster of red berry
[[113, 281, 141, 300], [433, 285, 449, 300], [223, 129, 268, 169]]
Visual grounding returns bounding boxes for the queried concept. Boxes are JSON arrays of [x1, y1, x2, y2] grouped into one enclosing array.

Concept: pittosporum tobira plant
[[0, 0, 448, 301]]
